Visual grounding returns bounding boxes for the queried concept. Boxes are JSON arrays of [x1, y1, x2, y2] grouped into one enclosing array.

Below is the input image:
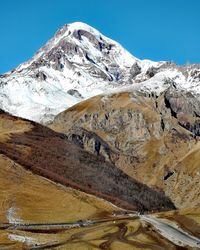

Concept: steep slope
[[0, 110, 175, 212], [0, 155, 117, 224], [0, 151, 121, 249], [50, 88, 200, 209], [1, 112, 200, 249], [1, 22, 200, 123], [0, 22, 139, 122]]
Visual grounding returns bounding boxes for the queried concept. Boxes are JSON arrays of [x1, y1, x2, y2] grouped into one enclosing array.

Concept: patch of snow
[[139, 59, 164, 72], [6, 207, 22, 224], [8, 234, 34, 245]]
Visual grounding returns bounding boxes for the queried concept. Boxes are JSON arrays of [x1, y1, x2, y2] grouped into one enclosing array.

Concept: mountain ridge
[[0, 22, 200, 249], [0, 22, 176, 123]]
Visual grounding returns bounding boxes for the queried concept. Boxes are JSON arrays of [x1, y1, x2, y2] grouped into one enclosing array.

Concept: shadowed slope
[[0, 110, 175, 212]]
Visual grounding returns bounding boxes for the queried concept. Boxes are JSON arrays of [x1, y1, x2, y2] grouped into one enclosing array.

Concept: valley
[[0, 22, 199, 249]]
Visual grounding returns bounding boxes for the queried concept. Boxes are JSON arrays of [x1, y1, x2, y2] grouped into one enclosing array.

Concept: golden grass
[[3, 209, 200, 250], [50, 91, 160, 133], [50, 91, 200, 210], [0, 115, 33, 142], [0, 155, 118, 224], [0, 153, 199, 249]]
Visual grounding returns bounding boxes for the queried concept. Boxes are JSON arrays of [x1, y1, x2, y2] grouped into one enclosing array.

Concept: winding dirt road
[[2, 212, 200, 249]]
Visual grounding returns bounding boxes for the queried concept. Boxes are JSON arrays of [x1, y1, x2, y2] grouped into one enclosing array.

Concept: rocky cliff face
[[164, 87, 200, 136], [1, 21, 200, 249], [0, 110, 175, 212], [50, 87, 200, 209]]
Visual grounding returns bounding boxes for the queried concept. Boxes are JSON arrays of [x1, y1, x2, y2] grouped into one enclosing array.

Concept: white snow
[[0, 22, 200, 123], [8, 234, 34, 245], [6, 207, 22, 224], [135, 69, 186, 95]]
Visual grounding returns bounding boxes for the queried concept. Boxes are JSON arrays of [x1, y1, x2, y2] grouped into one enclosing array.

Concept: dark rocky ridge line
[[0, 111, 175, 212]]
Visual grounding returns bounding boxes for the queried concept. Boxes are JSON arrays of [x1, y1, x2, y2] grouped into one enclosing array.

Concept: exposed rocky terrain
[[0, 22, 200, 249], [0, 110, 175, 212], [50, 88, 200, 209], [1, 22, 200, 124], [1, 111, 199, 250]]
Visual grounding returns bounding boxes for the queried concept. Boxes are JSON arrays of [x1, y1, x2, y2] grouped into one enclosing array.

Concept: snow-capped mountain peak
[[0, 22, 199, 123], [17, 21, 137, 72]]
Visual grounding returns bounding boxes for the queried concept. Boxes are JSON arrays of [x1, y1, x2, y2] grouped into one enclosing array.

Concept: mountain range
[[1, 22, 200, 124], [0, 22, 200, 249]]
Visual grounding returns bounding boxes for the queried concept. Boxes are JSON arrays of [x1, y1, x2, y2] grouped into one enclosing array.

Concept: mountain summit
[[0, 22, 200, 249], [0, 22, 199, 123]]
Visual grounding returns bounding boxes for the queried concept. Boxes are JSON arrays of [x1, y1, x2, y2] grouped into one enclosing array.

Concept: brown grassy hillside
[[0, 110, 175, 212], [50, 91, 200, 209]]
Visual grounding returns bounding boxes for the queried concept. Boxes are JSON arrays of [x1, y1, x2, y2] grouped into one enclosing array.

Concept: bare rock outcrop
[[0, 110, 175, 212], [50, 89, 200, 209]]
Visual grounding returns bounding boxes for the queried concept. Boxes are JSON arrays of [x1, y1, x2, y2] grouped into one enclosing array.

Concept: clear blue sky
[[0, 0, 200, 73]]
